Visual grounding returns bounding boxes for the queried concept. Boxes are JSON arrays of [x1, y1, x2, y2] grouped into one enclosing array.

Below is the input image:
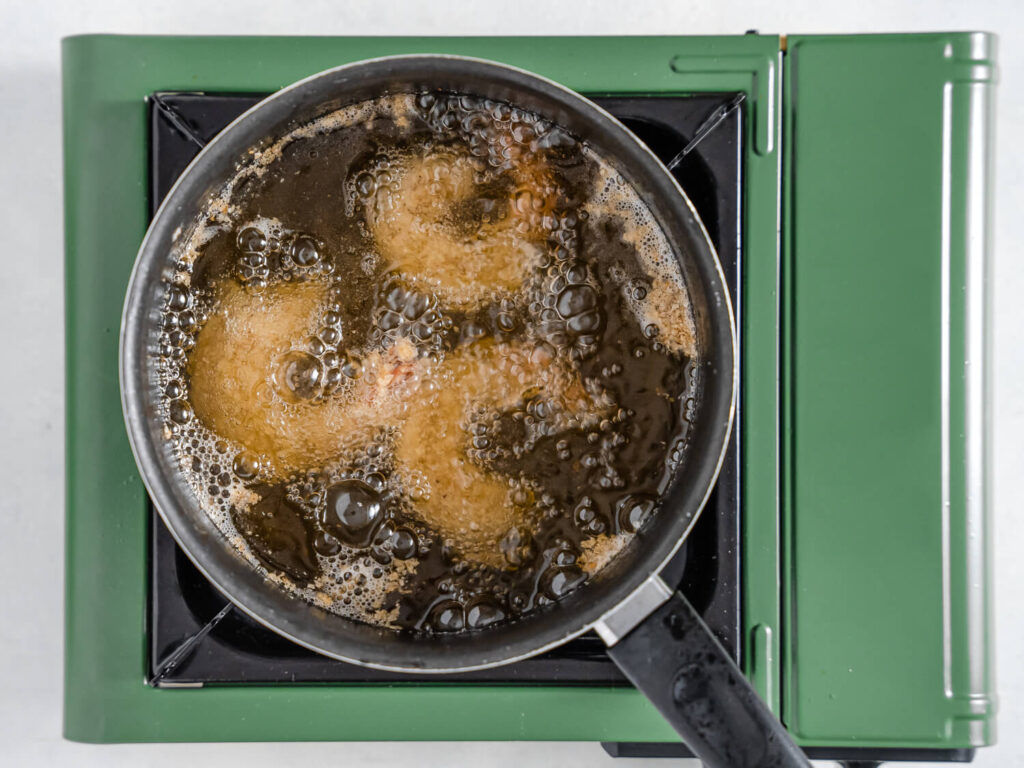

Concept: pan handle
[[604, 585, 810, 768]]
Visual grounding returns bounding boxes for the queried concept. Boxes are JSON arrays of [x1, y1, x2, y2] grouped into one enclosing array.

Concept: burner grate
[[147, 92, 744, 686]]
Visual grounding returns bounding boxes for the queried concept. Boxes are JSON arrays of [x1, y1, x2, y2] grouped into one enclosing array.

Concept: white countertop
[[1, 1, 1020, 766]]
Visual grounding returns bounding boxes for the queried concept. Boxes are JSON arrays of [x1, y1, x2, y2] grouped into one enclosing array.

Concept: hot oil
[[154, 91, 702, 634]]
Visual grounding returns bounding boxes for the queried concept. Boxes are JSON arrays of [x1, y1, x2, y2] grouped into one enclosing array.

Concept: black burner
[[146, 92, 743, 686]]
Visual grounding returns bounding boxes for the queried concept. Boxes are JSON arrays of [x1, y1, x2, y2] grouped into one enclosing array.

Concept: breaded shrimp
[[393, 340, 604, 567], [366, 146, 557, 307], [187, 278, 433, 478]]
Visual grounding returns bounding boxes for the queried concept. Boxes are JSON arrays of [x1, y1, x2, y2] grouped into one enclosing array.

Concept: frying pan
[[120, 55, 808, 768]]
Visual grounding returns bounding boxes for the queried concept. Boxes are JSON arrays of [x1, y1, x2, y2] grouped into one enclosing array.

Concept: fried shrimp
[[394, 340, 604, 567], [365, 146, 556, 307], [187, 278, 434, 478]]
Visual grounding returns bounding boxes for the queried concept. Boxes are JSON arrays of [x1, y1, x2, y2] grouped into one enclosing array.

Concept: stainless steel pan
[[121, 55, 808, 768]]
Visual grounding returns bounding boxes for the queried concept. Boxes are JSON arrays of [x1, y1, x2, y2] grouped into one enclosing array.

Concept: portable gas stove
[[63, 34, 996, 765]]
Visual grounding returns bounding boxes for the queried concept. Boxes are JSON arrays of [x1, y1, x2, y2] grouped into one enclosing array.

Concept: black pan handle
[[605, 587, 810, 768]]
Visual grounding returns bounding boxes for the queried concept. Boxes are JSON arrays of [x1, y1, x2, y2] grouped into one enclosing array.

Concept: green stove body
[[62, 33, 997, 761]]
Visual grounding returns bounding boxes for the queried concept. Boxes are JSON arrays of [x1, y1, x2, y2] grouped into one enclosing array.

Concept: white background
[[0, 1, 1020, 766]]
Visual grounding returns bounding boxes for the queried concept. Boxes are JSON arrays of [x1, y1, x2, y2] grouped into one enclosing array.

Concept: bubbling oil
[[154, 91, 702, 633]]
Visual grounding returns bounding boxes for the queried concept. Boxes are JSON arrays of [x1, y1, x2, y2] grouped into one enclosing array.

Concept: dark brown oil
[[156, 91, 700, 634]]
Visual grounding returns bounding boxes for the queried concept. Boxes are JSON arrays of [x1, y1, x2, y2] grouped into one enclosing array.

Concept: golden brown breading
[[393, 340, 602, 567], [366, 147, 556, 307]]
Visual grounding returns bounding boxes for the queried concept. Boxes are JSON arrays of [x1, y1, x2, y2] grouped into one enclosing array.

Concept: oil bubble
[[378, 310, 403, 331], [541, 566, 586, 600], [466, 600, 506, 629], [430, 600, 466, 632], [308, 337, 327, 357], [291, 236, 321, 266], [166, 284, 190, 312], [322, 480, 385, 547], [169, 400, 193, 424], [237, 227, 267, 253], [617, 494, 656, 533], [567, 310, 603, 334], [341, 354, 363, 379], [391, 528, 418, 560], [496, 313, 517, 333], [363, 472, 387, 493], [319, 326, 341, 346], [232, 451, 261, 480], [272, 350, 324, 403], [313, 531, 342, 557], [323, 367, 342, 391]]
